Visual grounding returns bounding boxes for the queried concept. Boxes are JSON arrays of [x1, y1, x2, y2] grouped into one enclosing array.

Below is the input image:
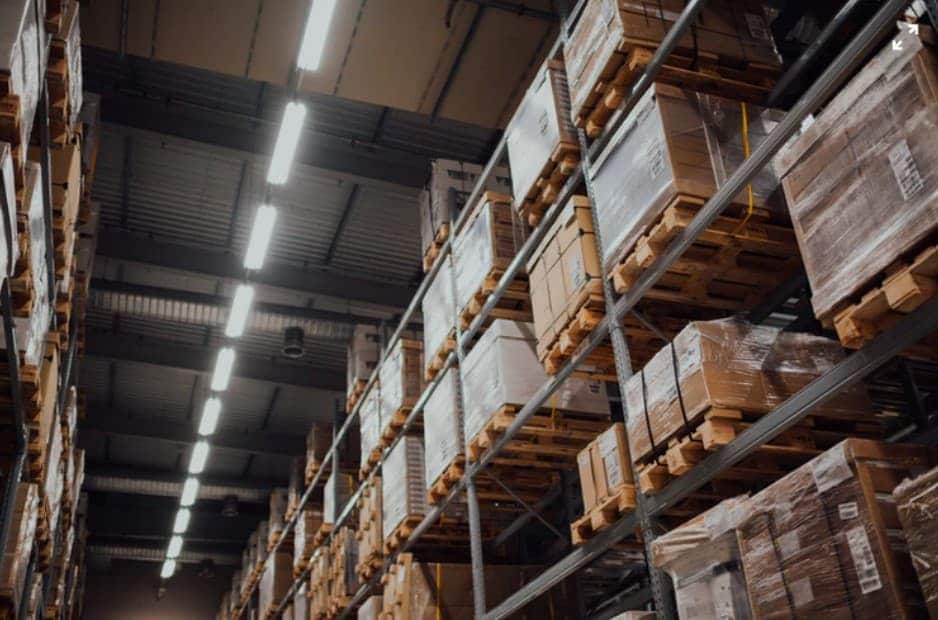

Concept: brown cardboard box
[[258, 550, 293, 615], [268, 487, 289, 544], [355, 476, 382, 579], [293, 505, 322, 576], [0, 483, 39, 615], [357, 595, 383, 620], [577, 423, 634, 514], [894, 466, 938, 618], [328, 526, 358, 610]]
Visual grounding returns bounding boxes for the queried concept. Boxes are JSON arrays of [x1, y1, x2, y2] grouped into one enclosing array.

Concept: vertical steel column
[[576, 128, 676, 618], [36, 95, 56, 309], [332, 400, 345, 524], [0, 282, 27, 559]]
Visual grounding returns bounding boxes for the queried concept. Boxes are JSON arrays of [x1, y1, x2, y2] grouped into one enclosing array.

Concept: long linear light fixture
[[244, 205, 278, 270], [211, 347, 236, 392], [267, 102, 306, 185], [225, 285, 255, 338], [297, 0, 338, 72]]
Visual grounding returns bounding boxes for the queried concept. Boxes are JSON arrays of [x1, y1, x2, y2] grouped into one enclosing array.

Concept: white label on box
[[567, 252, 583, 289], [838, 501, 859, 520], [598, 431, 622, 487], [744, 12, 771, 40], [790, 577, 815, 608], [778, 530, 801, 561], [646, 140, 665, 179], [846, 525, 883, 595], [888, 139, 925, 201], [811, 444, 852, 493]]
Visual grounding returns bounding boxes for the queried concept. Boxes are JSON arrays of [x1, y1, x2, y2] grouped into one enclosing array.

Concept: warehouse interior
[[1, 0, 937, 618]]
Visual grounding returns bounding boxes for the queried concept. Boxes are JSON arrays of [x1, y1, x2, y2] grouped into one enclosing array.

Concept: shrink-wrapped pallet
[[378, 337, 423, 434], [359, 385, 382, 471], [358, 595, 383, 620], [421, 258, 455, 377], [773, 27, 938, 332], [305, 422, 332, 482], [623, 318, 873, 464], [329, 526, 358, 610], [423, 367, 462, 493], [293, 505, 322, 573], [576, 423, 634, 514], [0, 0, 46, 153], [894, 466, 938, 617], [323, 470, 354, 526], [346, 324, 379, 399], [381, 436, 427, 541], [506, 59, 578, 224], [258, 550, 292, 616], [419, 158, 511, 261], [0, 142, 18, 277], [308, 546, 330, 618], [268, 487, 289, 545], [51, 1, 82, 132], [591, 83, 786, 276], [293, 584, 309, 620], [355, 476, 382, 579], [461, 320, 609, 444], [43, 410, 63, 537], [0, 483, 38, 615], [565, 0, 780, 133]]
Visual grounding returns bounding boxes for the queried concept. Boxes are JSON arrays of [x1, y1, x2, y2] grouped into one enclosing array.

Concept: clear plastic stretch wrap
[[346, 324, 380, 391], [422, 258, 454, 363], [506, 59, 577, 205], [0, 483, 38, 615], [576, 422, 634, 514], [564, 0, 780, 126], [324, 470, 354, 526], [423, 366, 462, 489], [0, 142, 18, 278], [381, 435, 427, 540], [358, 595, 383, 620], [43, 412, 63, 536], [774, 28, 938, 321], [268, 487, 289, 538], [359, 385, 382, 469], [58, 2, 82, 130], [590, 83, 786, 272], [452, 193, 523, 315], [460, 320, 609, 443], [378, 337, 423, 425], [623, 318, 873, 464], [419, 158, 511, 256], [258, 550, 292, 614], [293, 505, 323, 572], [0, 0, 45, 151], [894, 466, 938, 617]]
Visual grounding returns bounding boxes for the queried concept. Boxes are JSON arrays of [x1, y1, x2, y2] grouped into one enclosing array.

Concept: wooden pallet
[[426, 456, 465, 504], [355, 551, 383, 581], [570, 485, 637, 545], [578, 44, 779, 138], [383, 515, 421, 554], [539, 280, 605, 375], [826, 243, 938, 352], [312, 522, 333, 547], [609, 195, 801, 311], [344, 379, 368, 414], [424, 328, 455, 382], [0, 85, 26, 194], [517, 141, 580, 227], [378, 406, 419, 449], [358, 446, 382, 480], [457, 268, 532, 331], [422, 222, 449, 272]]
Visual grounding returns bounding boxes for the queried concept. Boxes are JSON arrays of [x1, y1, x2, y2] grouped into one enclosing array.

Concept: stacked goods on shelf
[[38, 391, 64, 569], [506, 59, 578, 226], [359, 385, 383, 477], [241, 531, 257, 602], [323, 469, 354, 539], [267, 487, 290, 550], [452, 192, 531, 331], [773, 27, 938, 350], [346, 324, 379, 412], [894, 466, 938, 616], [354, 476, 382, 580], [258, 550, 292, 619], [44, 1, 81, 144], [461, 319, 610, 501], [570, 422, 636, 544], [232, 569, 244, 608], [651, 439, 934, 618], [308, 546, 330, 619], [286, 457, 303, 521], [293, 584, 309, 620], [418, 158, 511, 271], [217, 592, 230, 620], [591, 83, 800, 311], [422, 259, 455, 381], [623, 319, 877, 498], [565, 0, 782, 138], [380, 553, 571, 618], [0, 482, 38, 617], [305, 422, 333, 484], [423, 367, 464, 503], [0, 0, 47, 188], [0, 143, 18, 280], [328, 526, 358, 615], [378, 336, 423, 446], [357, 595, 382, 620], [382, 436, 434, 553], [292, 505, 323, 577]]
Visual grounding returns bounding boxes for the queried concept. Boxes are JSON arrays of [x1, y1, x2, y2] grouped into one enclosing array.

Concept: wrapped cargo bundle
[[565, 0, 781, 136], [329, 526, 358, 612], [418, 158, 511, 270], [422, 258, 455, 380], [382, 436, 427, 549], [305, 422, 331, 484], [0, 0, 47, 160], [293, 584, 309, 620], [255, 521, 268, 567], [506, 59, 578, 226], [346, 324, 379, 410], [461, 320, 609, 464], [286, 456, 304, 519], [894, 466, 938, 617], [258, 550, 292, 616], [591, 84, 797, 308], [773, 27, 938, 348], [358, 595, 383, 620], [378, 337, 423, 443], [359, 385, 382, 475], [268, 487, 289, 548], [42, 410, 64, 544], [45, 143, 81, 279], [623, 319, 874, 473], [0, 483, 38, 616], [570, 422, 636, 544], [323, 469, 354, 526], [293, 505, 322, 574], [423, 367, 463, 503], [47, 1, 82, 139], [308, 546, 330, 620], [355, 476, 382, 580], [0, 142, 19, 278]]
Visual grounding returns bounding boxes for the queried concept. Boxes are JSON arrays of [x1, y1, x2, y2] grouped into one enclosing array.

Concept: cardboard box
[[421, 258, 455, 371], [577, 422, 634, 514], [356, 476, 382, 577], [358, 595, 383, 620], [0, 142, 18, 277], [308, 546, 330, 619], [381, 436, 427, 541], [255, 521, 268, 566], [293, 505, 323, 574], [0, 483, 38, 616], [358, 385, 382, 470], [623, 319, 874, 464], [346, 324, 380, 395], [268, 487, 289, 543], [323, 470, 354, 526], [773, 27, 938, 323], [894, 466, 938, 618], [423, 366, 463, 491], [258, 550, 292, 615], [590, 83, 786, 274], [328, 526, 358, 609], [378, 337, 423, 431], [0, 0, 46, 150]]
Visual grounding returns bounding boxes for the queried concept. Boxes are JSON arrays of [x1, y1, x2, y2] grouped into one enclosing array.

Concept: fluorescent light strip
[[173, 509, 191, 534], [225, 285, 255, 338], [297, 0, 338, 71], [244, 205, 277, 270], [180, 477, 200, 507], [167, 535, 183, 559], [211, 347, 236, 392], [188, 441, 211, 475], [267, 102, 306, 185], [198, 398, 222, 436], [160, 559, 176, 579]]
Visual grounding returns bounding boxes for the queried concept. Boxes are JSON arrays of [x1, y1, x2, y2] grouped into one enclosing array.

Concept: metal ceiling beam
[[86, 543, 241, 567], [95, 230, 416, 308], [87, 503, 260, 542], [85, 332, 345, 391], [80, 406, 306, 456], [84, 463, 279, 503]]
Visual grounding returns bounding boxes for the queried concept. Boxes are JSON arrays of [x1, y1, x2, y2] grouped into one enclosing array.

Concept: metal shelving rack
[[231, 0, 938, 618]]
